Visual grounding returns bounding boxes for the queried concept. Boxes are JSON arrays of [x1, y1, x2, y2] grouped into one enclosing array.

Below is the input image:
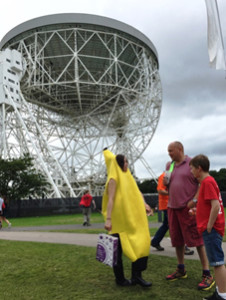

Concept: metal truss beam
[[0, 24, 162, 196]]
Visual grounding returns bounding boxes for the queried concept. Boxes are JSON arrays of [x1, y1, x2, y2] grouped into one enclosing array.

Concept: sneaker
[[151, 242, 164, 251], [198, 275, 215, 291], [166, 268, 187, 281], [203, 290, 224, 300], [8, 223, 11, 228], [184, 246, 194, 255], [154, 245, 164, 251]]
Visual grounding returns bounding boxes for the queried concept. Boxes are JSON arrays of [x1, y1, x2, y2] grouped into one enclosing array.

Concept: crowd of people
[[101, 142, 226, 300], [0, 141, 224, 299]]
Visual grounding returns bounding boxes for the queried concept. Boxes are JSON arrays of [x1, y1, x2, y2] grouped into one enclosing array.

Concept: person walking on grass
[[79, 190, 96, 226], [190, 154, 226, 300], [1, 195, 11, 228], [164, 141, 214, 291], [151, 171, 169, 251]]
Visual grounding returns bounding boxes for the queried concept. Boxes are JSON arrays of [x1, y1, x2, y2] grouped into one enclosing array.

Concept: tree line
[[0, 154, 50, 203], [0, 155, 225, 203], [137, 169, 226, 194]]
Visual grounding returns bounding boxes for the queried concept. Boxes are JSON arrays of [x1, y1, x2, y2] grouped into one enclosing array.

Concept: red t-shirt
[[196, 176, 225, 236], [79, 193, 93, 207]]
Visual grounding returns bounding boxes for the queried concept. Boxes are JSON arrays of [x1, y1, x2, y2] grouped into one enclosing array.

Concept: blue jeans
[[202, 228, 224, 267], [151, 210, 169, 246]]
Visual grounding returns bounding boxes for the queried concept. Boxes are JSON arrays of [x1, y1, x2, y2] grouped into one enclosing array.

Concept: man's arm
[[158, 189, 168, 196], [187, 185, 200, 209], [92, 199, 96, 210]]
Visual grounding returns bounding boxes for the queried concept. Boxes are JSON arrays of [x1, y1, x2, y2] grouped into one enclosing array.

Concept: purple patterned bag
[[96, 233, 118, 267]]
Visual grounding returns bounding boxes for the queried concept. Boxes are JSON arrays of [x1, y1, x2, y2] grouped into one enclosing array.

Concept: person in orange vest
[[79, 190, 96, 226], [151, 172, 169, 251]]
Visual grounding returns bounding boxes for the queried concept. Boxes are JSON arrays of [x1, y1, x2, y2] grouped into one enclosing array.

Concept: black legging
[[112, 233, 148, 282]]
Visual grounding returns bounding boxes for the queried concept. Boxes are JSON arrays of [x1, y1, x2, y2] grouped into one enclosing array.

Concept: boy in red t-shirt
[[190, 154, 226, 300]]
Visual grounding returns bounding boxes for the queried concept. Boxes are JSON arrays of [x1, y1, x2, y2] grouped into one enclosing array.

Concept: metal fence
[[5, 192, 226, 218]]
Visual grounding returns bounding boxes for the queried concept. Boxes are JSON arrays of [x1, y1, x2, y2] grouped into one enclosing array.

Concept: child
[[189, 154, 226, 300]]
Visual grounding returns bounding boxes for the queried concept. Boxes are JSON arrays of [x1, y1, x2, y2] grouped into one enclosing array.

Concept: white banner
[[205, 0, 226, 70]]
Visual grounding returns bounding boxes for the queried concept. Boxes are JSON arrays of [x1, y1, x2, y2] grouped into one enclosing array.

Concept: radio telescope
[[0, 14, 162, 197]]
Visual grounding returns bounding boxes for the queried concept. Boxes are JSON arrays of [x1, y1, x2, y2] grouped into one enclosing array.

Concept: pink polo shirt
[[168, 156, 198, 209]]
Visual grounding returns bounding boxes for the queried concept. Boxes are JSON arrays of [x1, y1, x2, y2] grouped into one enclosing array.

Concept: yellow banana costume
[[102, 149, 151, 262]]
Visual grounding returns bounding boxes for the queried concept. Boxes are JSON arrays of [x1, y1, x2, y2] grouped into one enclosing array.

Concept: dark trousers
[[112, 234, 148, 282], [151, 209, 169, 247]]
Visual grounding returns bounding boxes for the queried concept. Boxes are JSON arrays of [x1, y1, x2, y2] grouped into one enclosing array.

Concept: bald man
[[165, 141, 214, 291]]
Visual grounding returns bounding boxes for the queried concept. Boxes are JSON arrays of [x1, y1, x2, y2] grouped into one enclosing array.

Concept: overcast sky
[[0, 0, 226, 178]]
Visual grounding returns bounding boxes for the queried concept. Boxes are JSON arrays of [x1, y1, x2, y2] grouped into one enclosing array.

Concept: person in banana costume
[[102, 148, 152, 287]]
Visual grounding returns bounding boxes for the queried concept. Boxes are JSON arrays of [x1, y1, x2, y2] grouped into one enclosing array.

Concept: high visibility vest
[[169, 161, 175, 173]]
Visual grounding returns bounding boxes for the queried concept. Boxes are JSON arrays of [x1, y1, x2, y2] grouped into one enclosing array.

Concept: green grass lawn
[[2, 212, 167, 236], [3, 212, 160, 227], [4, 211, 226, 241], [3, 213, 100, 227], [7, 209, 226, 228], [0, 240, 215, 300], [0, 212, 220, 299]]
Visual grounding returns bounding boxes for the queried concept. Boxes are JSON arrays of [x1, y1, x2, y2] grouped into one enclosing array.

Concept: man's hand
[[188, 207, 196, 216], [187, 199, 196, 209]]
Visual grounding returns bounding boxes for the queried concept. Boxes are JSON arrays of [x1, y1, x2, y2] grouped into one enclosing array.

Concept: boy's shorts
[[202, 228, 225, 267], [168, 207, 203, 247]]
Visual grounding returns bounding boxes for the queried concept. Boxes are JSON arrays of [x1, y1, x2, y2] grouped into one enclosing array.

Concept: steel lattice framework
[[0, 14, 162, 197]]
